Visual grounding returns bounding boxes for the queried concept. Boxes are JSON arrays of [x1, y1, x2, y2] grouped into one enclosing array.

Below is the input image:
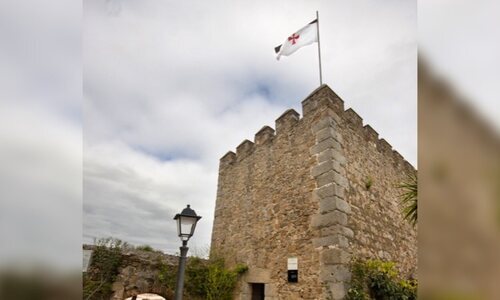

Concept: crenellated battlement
[[219, 84, 414, 170], [212, 84, 417, 299]]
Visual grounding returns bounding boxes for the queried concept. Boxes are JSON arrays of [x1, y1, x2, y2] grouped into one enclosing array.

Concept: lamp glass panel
[[180, 215, 196, 236]]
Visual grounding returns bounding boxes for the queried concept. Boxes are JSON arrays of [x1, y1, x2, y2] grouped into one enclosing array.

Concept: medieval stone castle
[[210, 85, 417, 300]]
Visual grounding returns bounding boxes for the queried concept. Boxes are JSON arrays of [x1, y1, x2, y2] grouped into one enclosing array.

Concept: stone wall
[[211, 84, 417, 300], [83, 245, 179, 300], [212, 104, 322, 299]]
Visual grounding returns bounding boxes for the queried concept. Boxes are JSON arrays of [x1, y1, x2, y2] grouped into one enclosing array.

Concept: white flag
[[274, 19, 318, 60]]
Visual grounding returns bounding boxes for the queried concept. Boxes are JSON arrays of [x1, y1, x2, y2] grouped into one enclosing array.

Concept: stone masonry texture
[[211, 85, 417, 300]]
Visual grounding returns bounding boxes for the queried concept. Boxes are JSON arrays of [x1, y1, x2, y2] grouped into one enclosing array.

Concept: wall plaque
[[287, 257, 298, 282]]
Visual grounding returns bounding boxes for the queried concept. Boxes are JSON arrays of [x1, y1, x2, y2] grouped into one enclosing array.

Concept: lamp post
[[173, 205, 201, 300]]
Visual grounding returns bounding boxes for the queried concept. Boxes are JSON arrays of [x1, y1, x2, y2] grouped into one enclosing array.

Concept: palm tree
[[398, 173, 417, 227]]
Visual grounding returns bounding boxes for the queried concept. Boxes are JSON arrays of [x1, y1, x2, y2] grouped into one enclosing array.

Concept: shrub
[[347, 259, 417, 300], [155, 261, 177, 299], [83, 238, 128, 300], [205, 259, 247, 300], [185, 257, 209, 298], [155, 255, 247, 300], [136, 244, 155, 252]]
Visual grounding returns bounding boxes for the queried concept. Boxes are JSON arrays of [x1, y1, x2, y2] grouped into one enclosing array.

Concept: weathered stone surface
[[310, 137, 342, 155], [316, 127, 339, 143], [211, 84, 417, 299], [314, 184, 345, 199], [311, 161, 343, 178], [321, 248, 352, 264], [320, 264, 351, 282], [320, 225, 354, 239], [319, 197, 351, 214], [329, 282, 347, 299], [83, 245, 180, 300], [313, 235, 349, 248], [244, 267, 271, 283], [311, 210, 348, 228], [255, 126, 275, 145], [311, 116, 336, 133]]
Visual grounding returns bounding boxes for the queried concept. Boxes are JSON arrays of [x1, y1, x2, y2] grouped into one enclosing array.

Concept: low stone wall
[[84, 245, 179, 300]]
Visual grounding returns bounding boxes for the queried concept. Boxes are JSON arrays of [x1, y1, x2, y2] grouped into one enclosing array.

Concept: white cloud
[[83, 0, 416, 253]]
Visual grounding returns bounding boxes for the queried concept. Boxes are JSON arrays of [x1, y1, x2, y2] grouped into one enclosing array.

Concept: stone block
[[331, 149, 347, 166], [264, 283, 277, 296], [320, 264, 351, 282], [313, 235, 349, 248], [329, 282, 347, 300], [321, 248, 351, 264], [311, 210, 348, 228], [310, 138, 342, 155], [244, 267, 271, 283], [334, 173, 349, 189], [314, 184, 343, 199], [316, 171, 336, 187], [320, 225, 354, 239], [311, 160, 343, 177], [319, 197, 350, 214], [315, 127, 336, 143], [311, 117, 335, 133]]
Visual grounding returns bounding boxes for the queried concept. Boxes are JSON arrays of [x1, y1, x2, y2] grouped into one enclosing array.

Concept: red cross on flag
[[274, 19, 318, 60]]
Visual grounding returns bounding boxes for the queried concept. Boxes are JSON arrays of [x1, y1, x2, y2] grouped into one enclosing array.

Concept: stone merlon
[[376, 138, 392, 155], [255, 126, 275, 145], [275, 109, 300, 134], [363, 125, 379, 142], [302, 84, 344, 117], [344, 108, 363, 127], [236, 139, 255, 160], [220, 151, 236, 166]]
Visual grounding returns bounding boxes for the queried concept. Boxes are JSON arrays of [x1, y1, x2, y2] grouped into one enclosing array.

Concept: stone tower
[[210, 85, 417, 300]]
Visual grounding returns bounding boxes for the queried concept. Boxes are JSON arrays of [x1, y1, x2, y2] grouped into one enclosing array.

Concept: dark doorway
[[251, 283, 265, 300]]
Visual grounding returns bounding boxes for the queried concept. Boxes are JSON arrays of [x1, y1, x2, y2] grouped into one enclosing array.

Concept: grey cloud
[[84, 0, 417, 251]]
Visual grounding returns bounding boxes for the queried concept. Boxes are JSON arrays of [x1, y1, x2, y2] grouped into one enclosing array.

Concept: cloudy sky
[[83, 0, 417, 254], [2, 0, 498, 272]]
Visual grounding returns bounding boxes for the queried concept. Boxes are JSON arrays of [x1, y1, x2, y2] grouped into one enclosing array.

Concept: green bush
[[185, 257, 209, 298], [136, 244, 155, 252], [347, 259, 417, 300], [205, 259, 248, 300], [155, 261, 177, 299], [83, 238, 128, 300], [154, 255, 247, 300]]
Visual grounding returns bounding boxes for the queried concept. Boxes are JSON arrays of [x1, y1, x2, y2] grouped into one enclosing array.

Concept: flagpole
[[316, 10, 323, 85]]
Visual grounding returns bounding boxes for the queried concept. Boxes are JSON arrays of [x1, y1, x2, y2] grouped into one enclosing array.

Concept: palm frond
[[398, 173, 417, 227]]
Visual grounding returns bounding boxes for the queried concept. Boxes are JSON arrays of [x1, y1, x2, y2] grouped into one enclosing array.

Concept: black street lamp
[[173, 205, 201, 300]]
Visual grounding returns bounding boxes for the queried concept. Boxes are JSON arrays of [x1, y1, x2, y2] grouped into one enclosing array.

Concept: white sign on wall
[[287, 257, 298, 270]]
